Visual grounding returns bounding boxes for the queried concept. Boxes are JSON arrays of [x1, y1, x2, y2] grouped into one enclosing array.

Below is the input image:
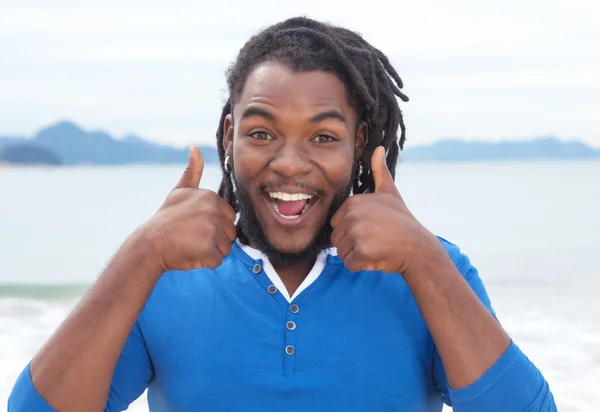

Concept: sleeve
[[7, 321, 154, 412], [432, 237, 557, 412]]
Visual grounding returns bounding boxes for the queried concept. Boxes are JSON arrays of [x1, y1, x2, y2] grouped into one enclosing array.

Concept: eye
[[312, 135, 338, 143], [249, 131, 274, 140]]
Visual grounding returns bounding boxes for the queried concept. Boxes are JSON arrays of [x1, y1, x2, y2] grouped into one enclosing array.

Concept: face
[[222, 62, 365, 266]]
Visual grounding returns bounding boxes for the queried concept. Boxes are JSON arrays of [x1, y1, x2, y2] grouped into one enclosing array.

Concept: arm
[[403, 238, 511, 389], [330, 147, 557, 411], [9, 316, 155, 412], [425, 239, 557, 411], [8, 231, 162, 412], [7, 147, 237, 412]]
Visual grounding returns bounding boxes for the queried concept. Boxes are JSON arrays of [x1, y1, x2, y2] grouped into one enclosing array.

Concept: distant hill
[[0, 136, 27, 148], [0, 143, 62, 165], [0, 121, 218, 166], [400, 136, 600, 162], [1, 122, 598, 166]]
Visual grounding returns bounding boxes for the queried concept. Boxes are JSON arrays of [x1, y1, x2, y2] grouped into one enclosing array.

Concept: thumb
[[176, 146, 204, 188], [371, 146, 397, 194]]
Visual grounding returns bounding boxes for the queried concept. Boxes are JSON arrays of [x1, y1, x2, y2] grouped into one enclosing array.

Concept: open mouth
[[265, 191, 318, 221]]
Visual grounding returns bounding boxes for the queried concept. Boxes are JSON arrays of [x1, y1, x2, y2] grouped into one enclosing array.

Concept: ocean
[[1, 161, 599, 411]]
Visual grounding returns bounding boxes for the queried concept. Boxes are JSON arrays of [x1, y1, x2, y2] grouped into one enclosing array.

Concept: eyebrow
[[240, 107, 347, 125], [309, 110, 347, 125], [240, 107, 276, 122]]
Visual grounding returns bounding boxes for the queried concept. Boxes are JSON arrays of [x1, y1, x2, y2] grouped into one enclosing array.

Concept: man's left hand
[[330, 146, 441, 274]]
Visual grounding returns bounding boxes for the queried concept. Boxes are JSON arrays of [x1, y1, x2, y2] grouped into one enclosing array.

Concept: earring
[[224, 156, 233, 174]]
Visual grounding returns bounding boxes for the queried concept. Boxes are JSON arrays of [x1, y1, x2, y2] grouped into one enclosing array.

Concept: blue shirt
[[9, 237, 557, 411]]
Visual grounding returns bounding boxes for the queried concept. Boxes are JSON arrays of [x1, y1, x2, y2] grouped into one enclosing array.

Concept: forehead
[[234, 62, 354, 117]]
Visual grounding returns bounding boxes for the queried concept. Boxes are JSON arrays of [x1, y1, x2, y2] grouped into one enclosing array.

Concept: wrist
[[123, 223, 166, 281], [401, 234, 449, 281]]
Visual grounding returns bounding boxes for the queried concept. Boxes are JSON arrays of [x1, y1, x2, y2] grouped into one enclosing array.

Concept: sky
[[1, 0, 599, 148]]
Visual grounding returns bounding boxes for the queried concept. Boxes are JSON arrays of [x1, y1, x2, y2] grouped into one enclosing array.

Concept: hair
[[216, 16, 409, 211]]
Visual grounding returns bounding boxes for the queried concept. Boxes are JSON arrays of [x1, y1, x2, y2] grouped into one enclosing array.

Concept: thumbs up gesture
[[330, 146, 438, 274], [140, 147, 237, 273]]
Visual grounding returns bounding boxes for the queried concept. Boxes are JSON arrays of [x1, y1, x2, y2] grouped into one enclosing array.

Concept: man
[[9, 17, 556, 411]]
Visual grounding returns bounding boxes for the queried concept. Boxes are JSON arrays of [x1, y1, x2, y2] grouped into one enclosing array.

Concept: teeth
[[268, 192, 313, 201]]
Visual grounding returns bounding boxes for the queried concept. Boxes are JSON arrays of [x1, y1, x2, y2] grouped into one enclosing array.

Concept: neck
[[271, 258, 317, 298]]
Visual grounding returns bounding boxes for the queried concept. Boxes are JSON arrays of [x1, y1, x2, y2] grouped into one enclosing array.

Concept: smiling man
[[9, 17, 556, 412]]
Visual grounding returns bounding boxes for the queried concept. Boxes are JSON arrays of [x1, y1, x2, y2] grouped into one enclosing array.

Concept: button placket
[[283, 303, 299, 377]]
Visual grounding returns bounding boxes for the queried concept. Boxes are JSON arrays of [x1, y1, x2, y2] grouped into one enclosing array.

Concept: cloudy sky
[[1, 0, 599, 148]]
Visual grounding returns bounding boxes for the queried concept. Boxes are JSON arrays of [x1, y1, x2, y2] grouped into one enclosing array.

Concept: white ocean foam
[[0, 298, 149, 412], [0, 299, 73, 407]]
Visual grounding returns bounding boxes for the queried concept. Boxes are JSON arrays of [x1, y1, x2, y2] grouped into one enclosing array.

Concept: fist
[[142, 147, 237, 272], [330, 146, 439, 274]]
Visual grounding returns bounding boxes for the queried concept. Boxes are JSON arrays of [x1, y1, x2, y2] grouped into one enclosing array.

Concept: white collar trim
[[236, 239, 337, 302]]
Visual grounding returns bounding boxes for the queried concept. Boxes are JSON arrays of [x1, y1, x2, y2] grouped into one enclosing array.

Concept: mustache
[[258, 180, 325, 197]]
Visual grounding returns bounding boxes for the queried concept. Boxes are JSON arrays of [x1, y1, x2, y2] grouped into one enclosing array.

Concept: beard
[[233, 177, 353, 268]]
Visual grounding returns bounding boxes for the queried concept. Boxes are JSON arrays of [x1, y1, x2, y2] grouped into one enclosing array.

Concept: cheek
[[232, 144, 263, 188], [316, 153, 355, 191]]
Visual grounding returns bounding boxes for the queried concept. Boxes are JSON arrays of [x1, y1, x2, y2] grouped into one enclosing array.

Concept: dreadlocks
[[216, 16, 409, 211]]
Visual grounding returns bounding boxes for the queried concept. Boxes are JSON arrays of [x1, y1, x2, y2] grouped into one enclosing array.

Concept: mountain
[[0, 136, 27, 148], [0, 121, 219, 166], [0, 143, 61, 165], [400, 136, 600, 162]]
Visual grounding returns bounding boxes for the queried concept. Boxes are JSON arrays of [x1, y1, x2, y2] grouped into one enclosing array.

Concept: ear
[[223, 114, 234, 156], [354, 121, 367, 162]]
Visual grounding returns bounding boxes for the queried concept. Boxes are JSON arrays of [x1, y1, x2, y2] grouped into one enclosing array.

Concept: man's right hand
[[141, 146, 237, 273]]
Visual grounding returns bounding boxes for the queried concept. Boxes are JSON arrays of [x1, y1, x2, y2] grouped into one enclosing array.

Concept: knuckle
[[165, 188, 187, 205], [224, 225, 236, 241], [202, 222, 218, 238], [330, 232, 340, 246], [352, 244, 361, 257], [347, 228, 360, 243], [203, 190, 219, 202], [206, 206, 221, 219], [345, 209, 360, 223], [347, 195, 362, 208], [354, 224, 370, 241], [353, 242, 366, 257]]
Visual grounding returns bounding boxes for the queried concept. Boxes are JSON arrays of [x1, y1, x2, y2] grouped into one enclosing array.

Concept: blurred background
[[1, 1, 599, 411]]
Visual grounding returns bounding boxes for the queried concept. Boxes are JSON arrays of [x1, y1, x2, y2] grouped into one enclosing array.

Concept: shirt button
[[290, 304, 299, 314], [267, 285, 277, 294], [285, 345, 295, 355], [252, 264, 261, 274], [286, 321, 296, 331]]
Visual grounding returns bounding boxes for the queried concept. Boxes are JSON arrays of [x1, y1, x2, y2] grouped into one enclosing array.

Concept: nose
[[268, 142, 313, 178]]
